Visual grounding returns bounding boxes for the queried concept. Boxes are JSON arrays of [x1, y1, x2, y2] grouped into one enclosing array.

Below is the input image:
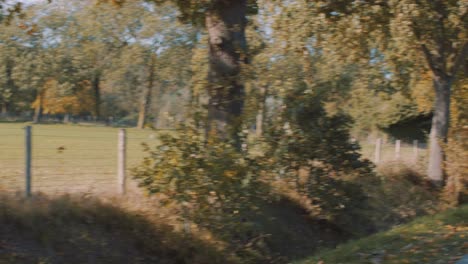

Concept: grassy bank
[[298, 205, 468, 264], [0, 194, 232, 264]]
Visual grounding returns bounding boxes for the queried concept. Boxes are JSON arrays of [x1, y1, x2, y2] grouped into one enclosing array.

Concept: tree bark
[[137, 55, 156, 129], [205, 0, 248, 147], [92, 74, 101, 118], [427, 75, 452, 184]]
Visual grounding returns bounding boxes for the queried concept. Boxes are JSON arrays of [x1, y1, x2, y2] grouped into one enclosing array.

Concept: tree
[[102, 1, 194, 128], [0, 0, 23, 24], [0, 23, 20, 115], [98, 0, 253, 141], [147, 0, 257, 146], [277, 0, 467, 184]]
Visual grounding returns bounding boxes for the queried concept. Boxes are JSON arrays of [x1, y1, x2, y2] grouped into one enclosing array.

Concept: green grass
[[297, 205, 468, 264], [0, 123, 163, 195]]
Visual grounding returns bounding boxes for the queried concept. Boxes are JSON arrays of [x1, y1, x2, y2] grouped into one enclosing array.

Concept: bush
[[261, 91, 376, 235], [132, 125, 271, 262]]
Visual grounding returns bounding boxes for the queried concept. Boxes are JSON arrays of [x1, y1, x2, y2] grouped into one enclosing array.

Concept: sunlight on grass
[[0, 123, 165, 195], [297, 205, 468, 264]]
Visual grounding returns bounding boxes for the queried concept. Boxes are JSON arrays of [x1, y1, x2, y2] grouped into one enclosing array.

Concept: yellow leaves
[[18, 23, 39, 36], [31, 78, 95, 115], [168, 157, 178, 166], [411, 71, 434, 114], [451, 78, 468, 127], [97, 0, 125, 7], [223, 170, 237, 178]]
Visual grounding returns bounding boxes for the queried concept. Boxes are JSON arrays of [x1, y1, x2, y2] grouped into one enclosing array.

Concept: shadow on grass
[[0, 194, 234, 264]]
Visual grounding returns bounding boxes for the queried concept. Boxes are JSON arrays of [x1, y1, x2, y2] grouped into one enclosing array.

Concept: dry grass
[[0, 193, 235, 264]]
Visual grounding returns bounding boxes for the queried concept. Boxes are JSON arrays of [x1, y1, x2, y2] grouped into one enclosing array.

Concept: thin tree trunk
[[0, 104, 7, 116], [205, 0, 248, 147], [33, 90, 44, 123], [2, 58, 15, 117], [427, 75, 452, 184], [256, 85, 268, 137], [137, 55, 156, 129], [92, 74, 101, 118], [301, 47, 314, 90]]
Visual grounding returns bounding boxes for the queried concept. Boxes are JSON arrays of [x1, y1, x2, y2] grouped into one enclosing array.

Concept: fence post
[[374, 138, 382, 164], [395, 140, 401, 160], [413, 140, 419, 163], [118, 129, 127, 195], [25, 126, 32, 198]]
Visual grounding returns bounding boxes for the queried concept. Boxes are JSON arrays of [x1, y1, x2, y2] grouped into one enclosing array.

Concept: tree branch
[[420, 44, 436, 72], [411, 18, 445, 77]]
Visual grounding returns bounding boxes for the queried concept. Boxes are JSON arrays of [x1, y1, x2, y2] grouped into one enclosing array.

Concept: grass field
[[0, 122, 163, 195], [1, 122, 429, 196], [297, 205, 468, 264]]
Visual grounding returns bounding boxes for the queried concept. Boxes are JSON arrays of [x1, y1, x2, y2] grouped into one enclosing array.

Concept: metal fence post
[[395, 140, 401, 160], [118, 129, 127, 195], [25, 126, 32, 197]]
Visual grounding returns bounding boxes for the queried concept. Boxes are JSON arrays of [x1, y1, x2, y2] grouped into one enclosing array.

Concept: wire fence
[[0, 125, 164, 196], [1, 124, 430, 197], [358, 138, 429, 167]]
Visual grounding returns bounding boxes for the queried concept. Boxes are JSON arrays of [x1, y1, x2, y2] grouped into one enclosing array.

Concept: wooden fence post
[[413, 140, 419, 163], [395, 140, 401, 160], [118, 129, 127, 195], [25, 126, 32, 197], [374, 138, 382, 164]]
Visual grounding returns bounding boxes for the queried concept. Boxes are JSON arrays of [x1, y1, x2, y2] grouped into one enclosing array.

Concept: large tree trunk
[[92, 74, 101, 119], [137, 55, 156, 129], [205, 0, 248, 147], [427, 75, 452, 184]]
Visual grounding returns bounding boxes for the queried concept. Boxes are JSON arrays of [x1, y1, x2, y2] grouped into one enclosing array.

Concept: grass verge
[[297, 205, 468, 264]]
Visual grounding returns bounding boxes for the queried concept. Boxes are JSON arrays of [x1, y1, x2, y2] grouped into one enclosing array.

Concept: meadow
[[0, 122, 429, 196], [0, 122, 163, 195]]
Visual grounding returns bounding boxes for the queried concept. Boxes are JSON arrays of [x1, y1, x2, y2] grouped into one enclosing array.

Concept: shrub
[[260, 91, 376, 235], [132, 125, 271, 262]]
